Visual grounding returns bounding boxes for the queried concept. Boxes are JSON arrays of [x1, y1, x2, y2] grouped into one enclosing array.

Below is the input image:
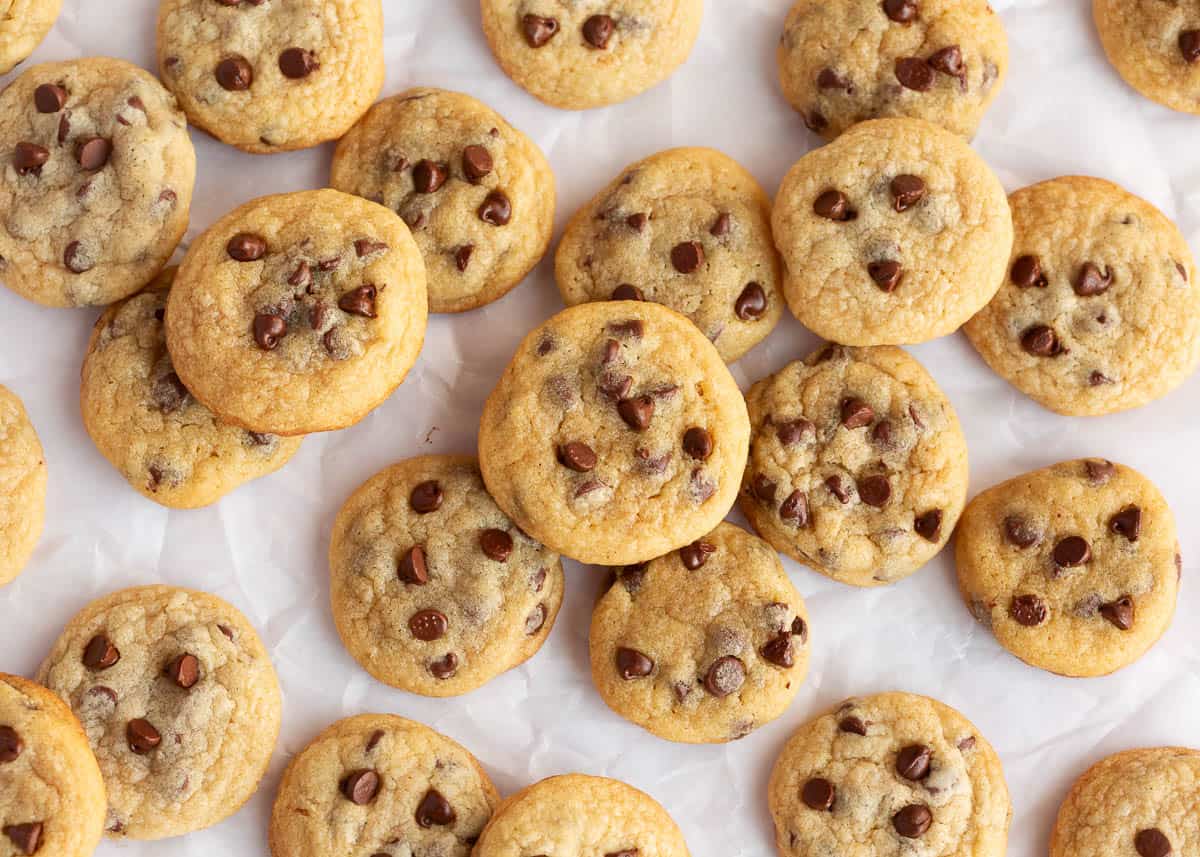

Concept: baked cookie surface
[[778, 0, 1008, 140], [1094, 0, 1200, 114], [955, 459, 1180, 677], [0, 384, 45, 588], [332, 87, 555, 314], [768, 692, 1010, 857], [478, 301, 750, 566], [479, 0, 703, 109], [36, 585, 282, 840], [165, 189, 427, 436], [0, 0, 62, 75], [156, 0, 384, 153], [740, 344, 968, 587], [0, 672, 106, 857], [963, 176, 1200, 416], [590, 521, 809, 744], [555, 147, 783, 362], [269, 714, 500, 857], [0, 57, 195, 307], [329, 455, 565, 697]]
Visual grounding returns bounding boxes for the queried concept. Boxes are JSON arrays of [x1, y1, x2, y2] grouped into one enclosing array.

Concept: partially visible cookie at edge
[[0, 0, 63, 75], [0, 384, 46, 587], [1094, 0, 1200, 115]]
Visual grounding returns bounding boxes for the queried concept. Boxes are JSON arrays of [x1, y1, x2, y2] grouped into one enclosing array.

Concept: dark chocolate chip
[[671, 241, 704, 274], [413, 160, 448, 193], [868, 260, 903, 292], [398, 545, 429, 585], [679, 540, 716, 570], [1110, 506, 1142, 542], [840, 397, 874, 429], [735, 282, 767, 320], [893, 804, 933, 838], [778, 419, 815, 445], [838, 716, 867, 735], [1099, 596, 1134, 631], [890, 175, 926, 211], [462, 145, 493, 183], [1011, 255, 1047, 288], [12, 142, 48, 176], [751, 474, 777, 504], [611, 284, 644, 301], [1021, 325, 1062, 357], [710, 212, 732, 236], [480, 529, 514, 562], [279, 47, 319, 78], [1180, 31, 1200, 63], [1010, 594, 1047, 627], [858, 475, 891, 508], [522, 14, 559, 47], [682, 427, 713, 460], [617, 395, 655, 431], [703, 656, 746, 697], [780, 490, 810, 527], [582, 14, 615, 49], [409, 610, 448, 641], [883, 0, 918, 23], [415, 789, 455, 827], [914, 509, 943, 542], [340, 769, 380, 805], [215, 56, 253, 91], [760, 633, 794, 668], [1135, 828, 1172, 857], [409, 481, 443, 514], [478, 191, 511, 225], [454, 244, 474, 271], [429, 653, 457, 679], [616, 647, 654, 679], [0, 727, 22, 763], [814, 190, 855, 221], [557, 441, 597, 472], [34, 83, 67, 113], [1053, 536, 1091, 567], [226, 233, 266, 261], [338, 284, 377, 318], [895, 57, 935, 91], [252, 313, 287, 350], [1004, 516, 1042, 548], [928, 45, 964, 78], [1074, 262, 1113, 297], [165, 653, 200, 689], [126, 718, 161, 754], [801, 778, 835, 811], [896, 744, 932, 780], [83, 634, 120, 670], [2, 824, 41, 855]]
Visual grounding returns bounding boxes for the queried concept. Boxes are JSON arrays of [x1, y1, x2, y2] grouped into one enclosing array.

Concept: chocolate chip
[[760, 634, 794, 668], [896, 744, 932, 780], [607, 319, 644, 339], [895, 57, 935, 91], [704, 656, 746, 697], [522, 14, 559, 47], [83, 634, 120, 670], [1053, 536, 1091, 567], [825, 475, 851, 504], [868, 260, 903, 292], [1110, 506, 1142, 542], [858, 475, 891, 508], [616, 647, 654, 679], [893, 804, 932, 838], [838, 716, 867, 735], [288, 260, 312, 290], [735, 282, 767, 320], [1135, 828, 1172, 857], [872, 420, 893, 446], [340, 769, 380, 805], [525, 603, 547, 635], [817, 67, 851, 90], [478, 191, 511, 225], [1021, 325, 1062, 357], [682, 427, 713, 461], [1074, 262, 1113, 296], [625, 212, 648, 232], [1010, 594, 1047, 627], [429, 653, 457, 679], [679, 540, 716, 570], [1097, 596, 1134, 630], [0, 728, 22, 763], [480, 529, 513, 562], [56, 113, 69, 144], [611, 284, 644, 301], [279, 47, 319, 78], [215, 56, 253, 91], [890, 175, 926, 211], [583, 14, 615, 49], [617, 395, 654, 431], [165, 653, 200, 689], [462, 145, 493, 183], [252, 313, 287, 350], [914, 510, 943, 542], [12, 142, 48, 175], [928, 45, 964, 78], [801, 778, 835, 811], [1180, 31, 1200, 64], [556, 441, 598, 472], [1011, 255, 1047, 288], [1085, 459, 1116, 484], [413, 160, 447, 193], [804, 110, 828, 133], [2, 824, 41, 855], [126, 718, 161, 754], [710, 212, 732, 236], [398, 545, 429, 585], [454, 245, 474, 271], [354, 238, 388, 257], [338, 284, 377, 318], [409, 610, 448, 641], [778, 419, 815, 446], [671, 241, 704, 274], [226, 233, 266, 261], [34, 83, 67, 113], [152, 372, 189, 413], [409, 481, 443, 514], [751, 474, 777, 504], [781, 490, 810, 527], [415, 789, 455, 827], [814, 190, 855, 221], [1089, 371, 1114, 386], [1004, 516, 1042, 548], [840, 398, 874, 429], [883, 0, 918, 23]]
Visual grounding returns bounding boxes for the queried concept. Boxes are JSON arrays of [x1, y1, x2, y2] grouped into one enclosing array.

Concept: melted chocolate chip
[[429, 653, 458, 679], [895, 57, 935, 91], [126, 718, 161, 754], [1011, 255, 1048, 288], [616, 647, 654, 679], [279, 47, 319, 78], [735, 282, 767, 319], [780, 490, 810, 527], [478, 191, 511, 225], [409, 610, 448, 641], [413, 160, 448, 193], [682, 427, 713, 460], [1099, 596, 1134, 631], [801, 778, 835, 811], [890, 174, 926, 211], [1010, 594, 1047, 627], [398, 545, 429, 585], [582, 14, 615, 49], [1074, 262, 1113, 297], [814, 190, 855, 221], [1110, 506, 1142, 542], [1135, 828, 1172, 857], [914, 509, 943, 542], [83, 634, 120, 670], [252, 313, 287, 350], [679, 540, 716, 570], [868, 260, 903, 292], [34, 83, 67, 113]]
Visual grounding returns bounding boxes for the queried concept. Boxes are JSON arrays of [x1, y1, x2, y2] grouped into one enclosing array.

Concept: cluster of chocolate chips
[[398, 141, 512, 240], [1012, 252, 1122, 361], [339, 759, 456, 832], [208, 0, 320, 96], [0, 727, 41, 854], [521, 12, 616, 50]]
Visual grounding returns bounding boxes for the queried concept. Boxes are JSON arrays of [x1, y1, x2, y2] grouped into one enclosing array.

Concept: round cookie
[[768, 692, 1011, 857], [329, 455, 565, 697], [0, 0, 62, 75], [473, 774, 690, 857], [1094, 0, 1200, 115], [0, 672, 106, 857], [772, 117, 1012, 346], [777, 0, 1009, 140], [555, 147, 784, 363], [156, 0, 384, 153], [331, 87, 555, 314], [0, 57, 196, 308], [479, 0, 704, 110], [955, 458, 1180, 677], [1050, 747, 1200, 857], [478, 301, 750, 566], [590, 521, 810, 744], [0, 385, 46, 587], [81, 268, 302, 509], [269, 714, 500, 857], [36, 585, 282, 840], [165, 189, 428, 436], [963, 176, 1200, 416], [740, 344, 968, 587]]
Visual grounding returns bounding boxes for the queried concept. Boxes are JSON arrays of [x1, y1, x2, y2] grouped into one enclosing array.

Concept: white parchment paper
[[2, 1, 1199, 854]]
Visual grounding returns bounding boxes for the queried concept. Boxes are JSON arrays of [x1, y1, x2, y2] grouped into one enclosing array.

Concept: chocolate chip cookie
[[955, 459, 1180, 677], [478, 301, 750, 566], [479, 0, 704, 110], [156, 0, 384, 153], [331, 87, 555, 314], [0, 384, 45, 588], [963, 176, 1200, 416], [329, 455, 565, 697], [590, 522, 809, 744], [0, 672, 106, 857], [769, 692, 1011, 857], [772, 117, 1012, 346], [164, 189, 428, 436], [740, 344, 968, 587], [0, 0, 62, 74], [555, 147, 784, 362], [0, 57, 195, 307], [36, 585, 282, 839], [1095, 0, 1200, 114], [81, 268, 303, 509], [473, 774, 691, 857], [1050, 747, 1200, 857], [269, 714, 500, 857], [778, 0, 1009, 140]]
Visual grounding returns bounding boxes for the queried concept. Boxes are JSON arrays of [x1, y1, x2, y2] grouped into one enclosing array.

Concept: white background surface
[[3, 0, 1199, 854]]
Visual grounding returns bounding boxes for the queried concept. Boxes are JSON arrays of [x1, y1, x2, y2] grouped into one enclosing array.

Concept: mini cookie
[[269, 714, 500, 857], [0, 385, 45, 587], [768, 692, 1011, 857], [474, 774, 690, 857], [963, 176, 1200, 416], [165, 189, 427, 436], [479, 0, 704, 110], [1094, 0, 1200, 114], [590, 521, 809, 744], [329, 455, 565, 697], [0, 0, 62, 75], [1050, 747, 1200, 857], [955, 459, 1180, 677], [778, 0, 1008, 140], [740, 344, 968, 587], [0, 57, 195, 308], [331, 87, 555, 314], [156, 0, 384, 153], [36, 585, 282, 839], [478, 301, 750, 566], [772, 117, 1012, 346], [555, 147, 783, 363], [81, 268, 302, 509], [0, 673, 106, 857]]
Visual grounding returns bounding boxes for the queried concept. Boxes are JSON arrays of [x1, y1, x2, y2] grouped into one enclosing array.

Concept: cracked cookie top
[[1094, 0, 1200, 115], [0, 384, 46, 587]]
